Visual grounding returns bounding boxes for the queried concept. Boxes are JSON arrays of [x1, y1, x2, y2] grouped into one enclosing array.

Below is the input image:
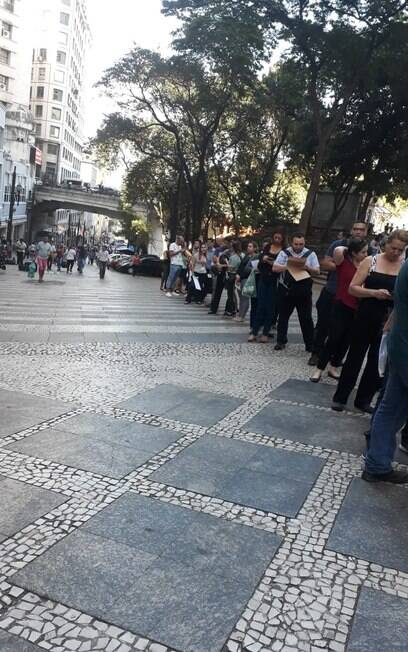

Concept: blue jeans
[[252, 278, 277, 336], [166, 264, 183, 290], [365, 366, 408, 475]]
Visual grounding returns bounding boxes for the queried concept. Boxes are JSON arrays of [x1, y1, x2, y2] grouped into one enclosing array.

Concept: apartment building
[[0, 0, 37, 240], [31, 0, 91, 185]]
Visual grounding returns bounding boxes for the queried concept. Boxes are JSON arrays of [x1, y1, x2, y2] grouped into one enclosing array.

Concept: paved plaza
[[0, 266, 407, 652]]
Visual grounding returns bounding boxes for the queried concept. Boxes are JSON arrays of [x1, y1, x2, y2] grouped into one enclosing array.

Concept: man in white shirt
[[273, 232, 320, 351], [165, 235, 186, 296], [36, 235, 52, 283]]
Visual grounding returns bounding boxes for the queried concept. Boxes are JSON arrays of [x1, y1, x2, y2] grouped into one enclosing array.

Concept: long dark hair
[[346, 238, 368, 258]]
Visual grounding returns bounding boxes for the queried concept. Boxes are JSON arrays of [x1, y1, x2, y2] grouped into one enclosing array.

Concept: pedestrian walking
[[165, 236, 185, 296], [98, 245, 109, 279], [56, 243, 65, 271], [36, 236, 52, 283], [77, 244, 87, 274], [273, 233, 320, 351], [47, 239, 56, 271], [66, 246, 76, 273]]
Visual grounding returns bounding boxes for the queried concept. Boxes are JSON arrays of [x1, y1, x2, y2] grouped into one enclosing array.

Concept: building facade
[[30, 0, 91, 185], [0, 0, 37, 241]]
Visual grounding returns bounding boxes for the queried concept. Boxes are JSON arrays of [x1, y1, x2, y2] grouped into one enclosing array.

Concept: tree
[[163, 0, 408, 232], [94, 48, 237, 240]]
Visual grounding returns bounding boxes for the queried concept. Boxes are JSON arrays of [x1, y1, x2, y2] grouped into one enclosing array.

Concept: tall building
[[31, 0, 91, 185], [0, 0, 38, 240]]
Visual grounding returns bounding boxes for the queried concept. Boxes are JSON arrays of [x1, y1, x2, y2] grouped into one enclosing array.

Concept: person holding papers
[[273, 233, 320, 352]]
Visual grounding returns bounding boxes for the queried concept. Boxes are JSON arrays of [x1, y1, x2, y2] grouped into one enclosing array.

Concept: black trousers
[[17, 251, 24, 269], [318, 302, 355, 371], [186, 273, 207, 303], [66, 260, 75, 273], [277, 290, 315, 348], [210, 273, 226, 313], [224, 276, 236, 314], [333, 312, 382, 407]]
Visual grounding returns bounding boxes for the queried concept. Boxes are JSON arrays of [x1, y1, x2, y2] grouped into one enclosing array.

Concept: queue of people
[[162, 225, 408, 484]]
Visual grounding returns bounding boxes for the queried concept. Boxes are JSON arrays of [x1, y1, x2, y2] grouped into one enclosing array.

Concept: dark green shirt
[[389, 260, 408, 387]]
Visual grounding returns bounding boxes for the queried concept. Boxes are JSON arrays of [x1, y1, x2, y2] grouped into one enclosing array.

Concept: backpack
[[280, 248, 313, 297]]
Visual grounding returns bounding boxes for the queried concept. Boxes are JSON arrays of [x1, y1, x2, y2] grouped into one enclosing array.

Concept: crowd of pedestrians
[[9, 236, 109, 281], [162, 224, 408, 484]]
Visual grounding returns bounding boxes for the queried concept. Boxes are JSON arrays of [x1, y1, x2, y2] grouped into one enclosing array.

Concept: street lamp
[[6, 166, 23, 243]]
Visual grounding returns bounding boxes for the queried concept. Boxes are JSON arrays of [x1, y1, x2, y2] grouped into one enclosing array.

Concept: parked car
[[131, 255, 162, 277]]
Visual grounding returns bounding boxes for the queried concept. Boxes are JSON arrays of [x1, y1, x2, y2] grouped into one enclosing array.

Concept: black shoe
[[305, 346, 313, 353], [274, 343, 285, 351], [354, 402, 375, 415], [308, 353, 319, 366], [331, 401, 345, 412], [208, 310, 217, 315], [267, 332, 275, 339], [362, 469, 408, 484]]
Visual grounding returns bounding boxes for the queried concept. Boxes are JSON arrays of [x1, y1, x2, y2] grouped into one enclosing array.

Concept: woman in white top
[[185, 242, 208, 304], [66, 247, 76, 274]]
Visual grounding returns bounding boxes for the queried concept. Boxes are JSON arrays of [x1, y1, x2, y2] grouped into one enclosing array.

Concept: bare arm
[[273, 262, 287, 273], [321, 255, 336, 272], [305, 264, 320, 276], [349, 257, 392, 300], [333, 246, 347, 266]]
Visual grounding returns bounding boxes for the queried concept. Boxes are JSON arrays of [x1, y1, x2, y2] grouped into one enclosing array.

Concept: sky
[[84, 0, 177, 140]]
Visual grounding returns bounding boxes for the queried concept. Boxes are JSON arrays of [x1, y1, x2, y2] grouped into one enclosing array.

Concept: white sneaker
[[165, 291, 173, 297]]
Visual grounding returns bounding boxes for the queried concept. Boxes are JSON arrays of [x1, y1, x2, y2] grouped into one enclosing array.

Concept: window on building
[[56, 50, 66, 65], [48, 143, 58, 155], [35, 105, 43, 118], [35, 123, 42, 136], [54, 70, 65, 83], [36, 86, 45, 98], [50, 125, 60, 138], [58, 31, 68, 45], [2, 0, 15, 12], [0, 74, 9, 91], [39, 48, 47, 61], [0, 48, 10, 65], [53, 88, 63, 101], [51, 107, 62, 120], [1, 21, 12, 38], [60, 12, 69, 25], [38, 67, 46, 81]]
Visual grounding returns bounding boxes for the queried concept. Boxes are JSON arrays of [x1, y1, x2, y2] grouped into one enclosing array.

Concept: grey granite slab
[[0, 388, 73, 438], [245, 402, 367, 455], [270, 378, 359, 412], [0, 631, 43, 651], [0, 478, 66, 536], [14, 495, 279, 652], [13, 530, 158, 621], [6, 428, 160, 479], [117, 383, 242, 426], [327, 478, 408, 572], [348, 587, 408, 652], [152, 435, 324, 516]]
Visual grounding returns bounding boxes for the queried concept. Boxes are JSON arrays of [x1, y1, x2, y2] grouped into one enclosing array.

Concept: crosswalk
[[0, 266, 308, 344]]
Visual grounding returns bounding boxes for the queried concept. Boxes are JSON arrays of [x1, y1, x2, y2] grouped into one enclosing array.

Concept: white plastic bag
[[378, 333, 388, 378]]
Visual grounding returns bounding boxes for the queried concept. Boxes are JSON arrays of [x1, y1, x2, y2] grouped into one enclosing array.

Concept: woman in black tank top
[[332, 232, 406, 413]]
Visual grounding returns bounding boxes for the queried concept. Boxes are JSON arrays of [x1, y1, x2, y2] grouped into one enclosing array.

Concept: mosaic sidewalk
[[0, 266, 407, 652]]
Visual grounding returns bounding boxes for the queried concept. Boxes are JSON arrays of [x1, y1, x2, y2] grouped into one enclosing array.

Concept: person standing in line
[[185, 242, 208, 304], [224, 241, 243, 317], [165, 235, 185, 296], [310, 239, 368, 382], [160, 249, 170, 291], [248, 237, 283, 342], [208, 244, 230, 315], [309, 222, 372, 367], [15, 238, 27, 270], [332, 231, 406, 413], [273, 233, 320, 351], [66, 245, 76, 273], [235, 241, 258, 322], [36, 235, 52, 283], [363, 259, 408, 484]]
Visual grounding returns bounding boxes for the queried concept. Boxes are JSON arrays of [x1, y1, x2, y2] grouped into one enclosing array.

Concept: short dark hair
[[346, 238, 368, 257], [291, 232, 305, 241]]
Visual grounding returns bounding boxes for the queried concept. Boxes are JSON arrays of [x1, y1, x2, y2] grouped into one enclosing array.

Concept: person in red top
[[310, 239, 368, 383]]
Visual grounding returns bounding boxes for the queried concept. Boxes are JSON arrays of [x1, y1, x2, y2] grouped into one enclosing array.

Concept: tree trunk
[[358, 191, 373, 221], [298, 142, 327, 235]]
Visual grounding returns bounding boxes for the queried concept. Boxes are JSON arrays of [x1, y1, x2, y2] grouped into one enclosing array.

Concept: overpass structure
[[32, 185, 126, 221]]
